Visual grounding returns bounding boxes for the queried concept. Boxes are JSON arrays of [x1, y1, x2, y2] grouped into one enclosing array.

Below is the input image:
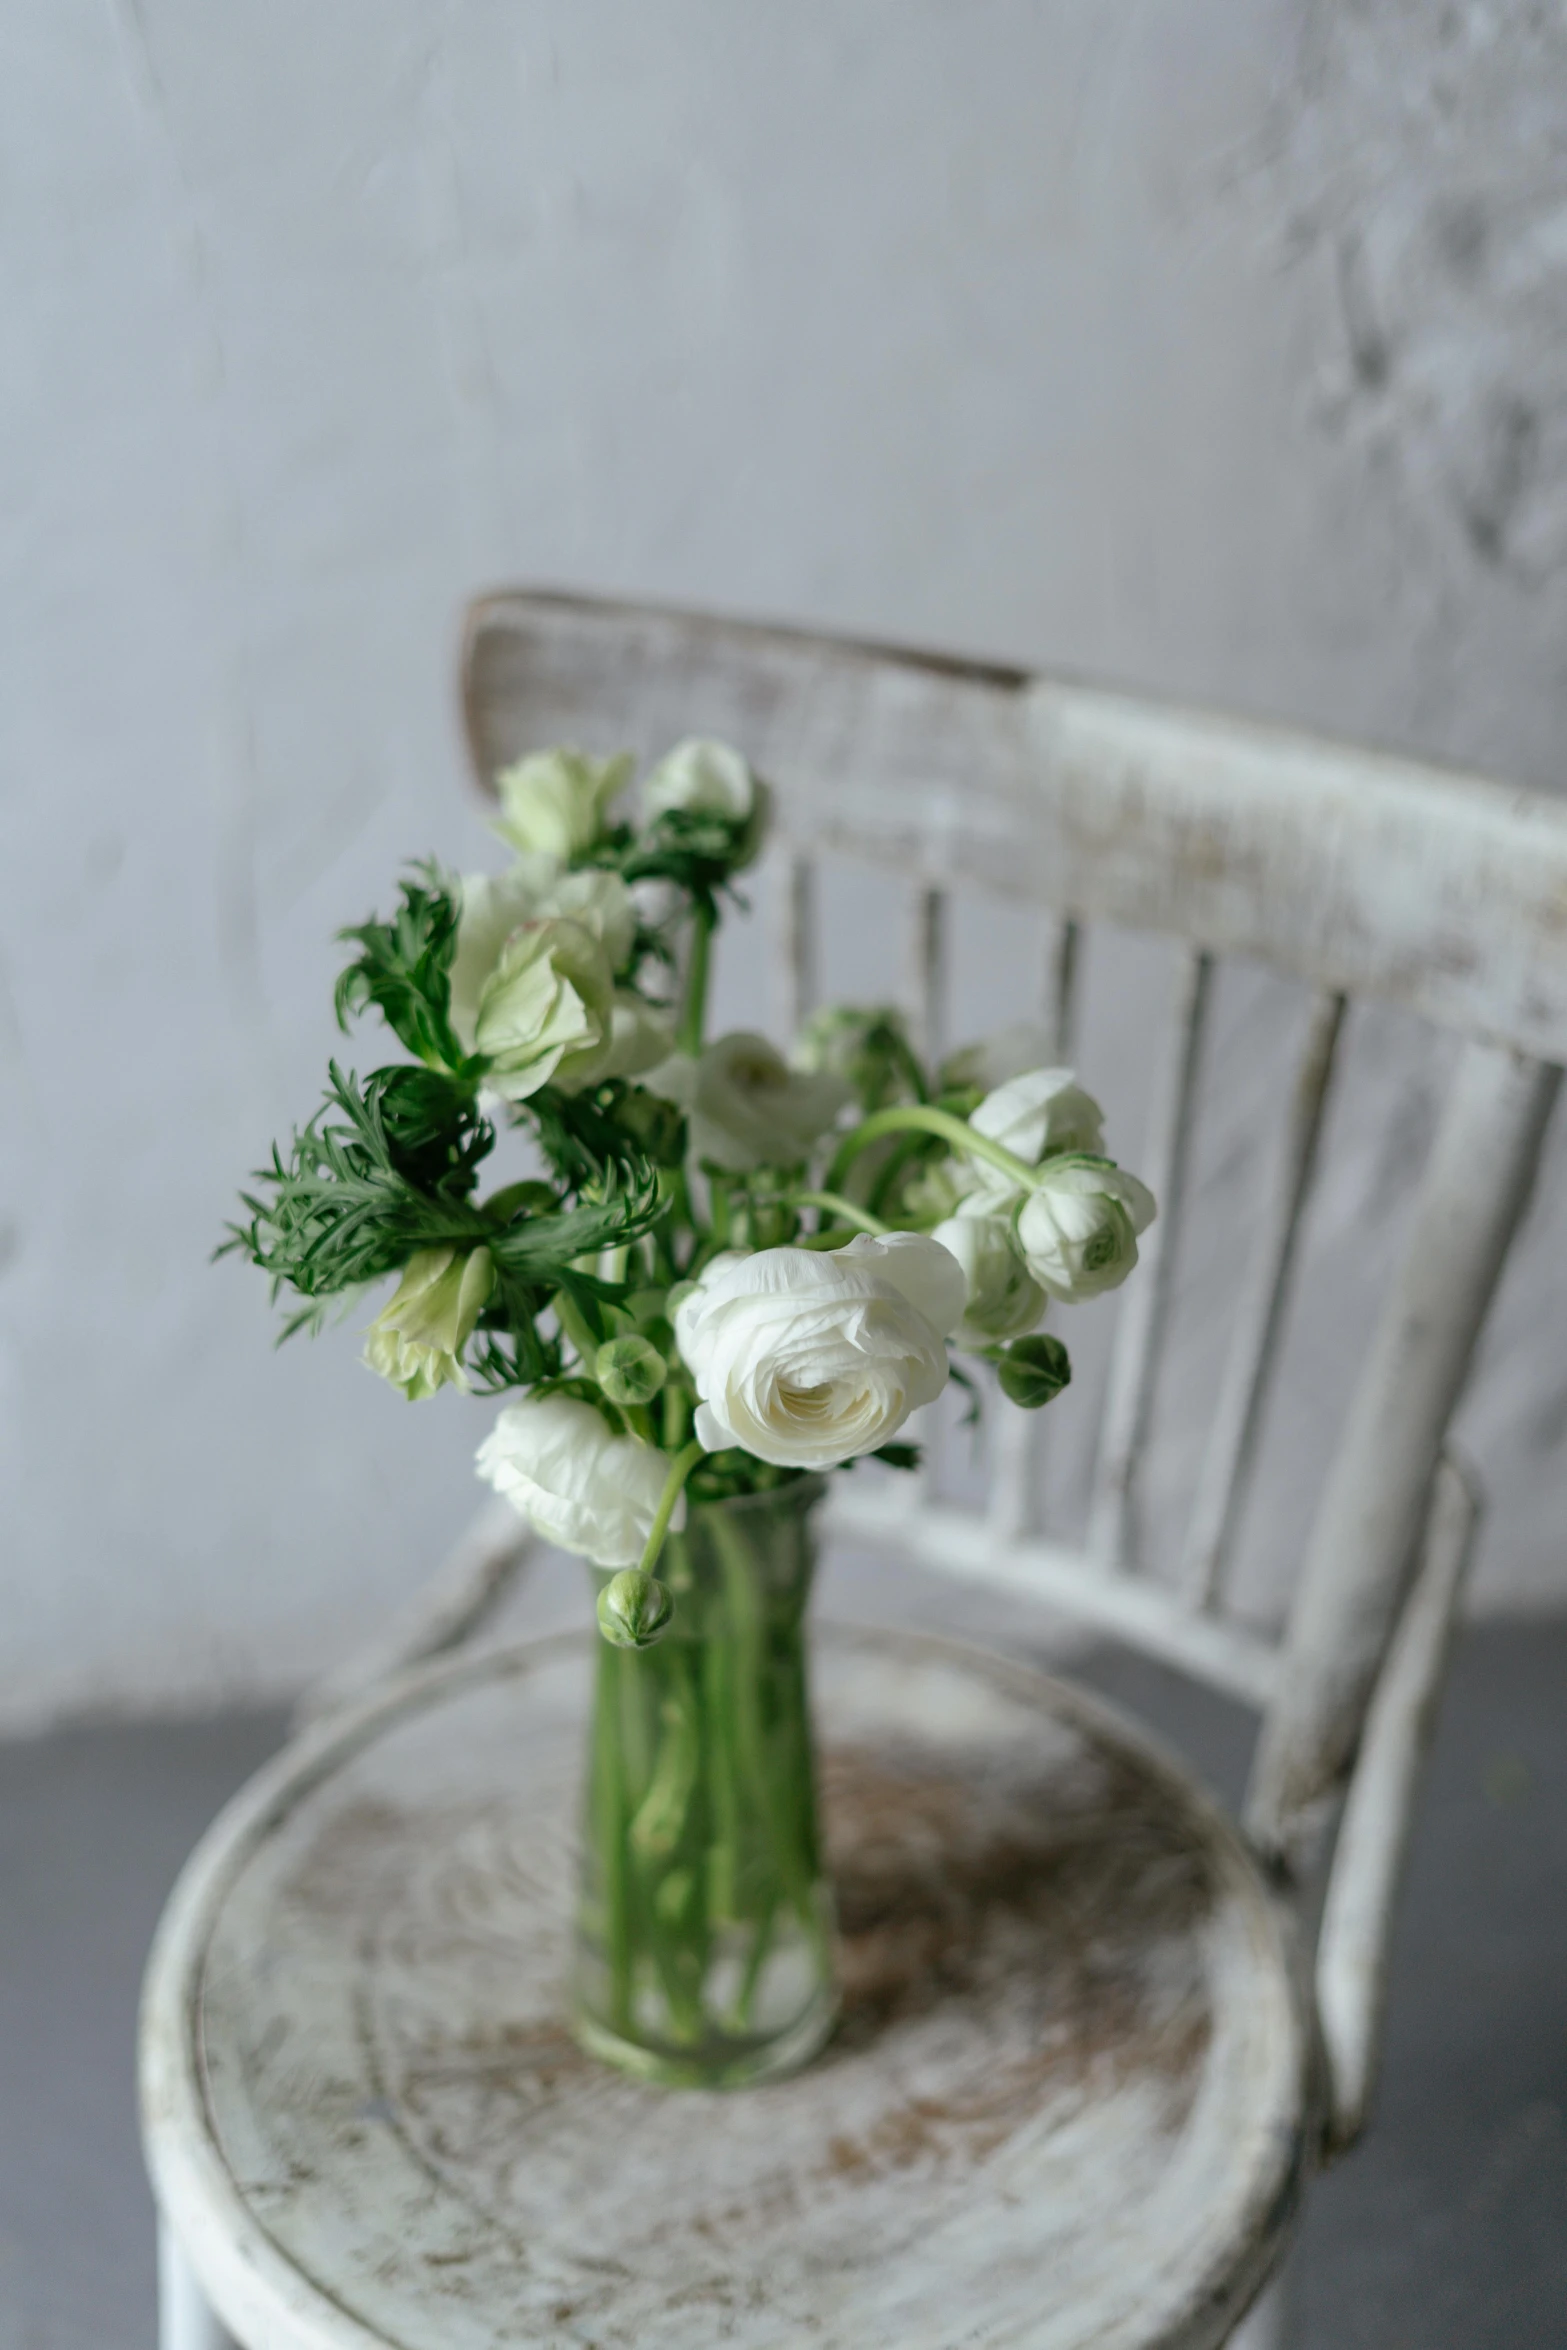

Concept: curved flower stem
[[677, 899, 714, 1057], [789, 1190, 890, 1237], [825, 1103, 1040, 1198], [638, 1439, 706, 1579]]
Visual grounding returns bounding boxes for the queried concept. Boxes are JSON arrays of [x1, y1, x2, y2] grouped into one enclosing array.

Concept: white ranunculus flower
[[644, 1032, 852, 1173], [967, 1066, 1108, 1204], [929, 1208, 1047, 1347], [643, 737, 756, 823], [475, 1394, 682, 1568], [493, 747, 631, 860], [466, 916, 614, 1102], [364, 1245, 494, 1398], [674, 1234, 961, 1469], [1015, 1156, 1157, 1302]]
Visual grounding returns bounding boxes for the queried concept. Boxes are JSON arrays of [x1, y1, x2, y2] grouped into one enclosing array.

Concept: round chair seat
[[141, 1626, 1308, 2350]]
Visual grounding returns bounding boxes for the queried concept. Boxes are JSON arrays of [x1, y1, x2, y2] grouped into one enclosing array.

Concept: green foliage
[[529, 1079, 682, 1187], [687, 1448, 809, 1504], [334, 863, 475, 1074], [221, 1062, 662, 1349], [588, 808, 755, 902]]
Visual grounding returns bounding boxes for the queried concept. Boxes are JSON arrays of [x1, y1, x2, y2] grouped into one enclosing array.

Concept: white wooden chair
[[141, 592, 1566, 2350]]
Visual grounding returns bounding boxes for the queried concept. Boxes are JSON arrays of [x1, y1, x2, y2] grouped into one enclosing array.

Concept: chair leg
[[159, 2219, 241, 2350], [1227, 2252, 1298, 2350]]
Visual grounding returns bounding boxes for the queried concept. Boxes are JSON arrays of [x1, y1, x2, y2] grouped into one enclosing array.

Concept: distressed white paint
[[142, 1628, 1307, 2350], [1314, 1455, 1479, 2153], [8, 2, 1567, 1726]]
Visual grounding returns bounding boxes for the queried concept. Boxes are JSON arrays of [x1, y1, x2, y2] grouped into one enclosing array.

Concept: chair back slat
[[461, 591, 1564, 1738], [1088, 948, 1215, 1569], [909, 885, 950, 1068], [1181, 989, 1347, 1609], [1246, 1042, 1560, 1861], [776, 851, 820, 1035], [464, 590, 1567, 1063], [1045, 915, 1082, 1061]]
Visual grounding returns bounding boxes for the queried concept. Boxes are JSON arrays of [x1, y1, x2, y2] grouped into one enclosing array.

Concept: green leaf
[[868, 1442, 922, 1472]]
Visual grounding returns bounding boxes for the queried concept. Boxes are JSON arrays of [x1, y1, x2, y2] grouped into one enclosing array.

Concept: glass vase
[[572, 1477, 837, 2089]]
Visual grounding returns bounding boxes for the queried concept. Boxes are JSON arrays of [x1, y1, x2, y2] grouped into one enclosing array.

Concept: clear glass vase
[[573, 1477, 838, 2089]]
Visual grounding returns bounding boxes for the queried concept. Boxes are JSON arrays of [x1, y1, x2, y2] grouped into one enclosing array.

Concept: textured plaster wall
[[4, 1, 1567, 1726]]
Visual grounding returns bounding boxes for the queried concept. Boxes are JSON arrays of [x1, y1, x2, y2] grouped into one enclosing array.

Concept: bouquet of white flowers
[[226, 738, 1155, 2086]]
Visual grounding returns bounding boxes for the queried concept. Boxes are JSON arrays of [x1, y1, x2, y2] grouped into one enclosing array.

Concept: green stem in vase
[[592, 1647, 634, 2035], [705, 1505, 818, 1934]]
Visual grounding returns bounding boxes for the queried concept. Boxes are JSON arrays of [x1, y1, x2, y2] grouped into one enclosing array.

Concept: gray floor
[[2, 1617, 1564, 2348]]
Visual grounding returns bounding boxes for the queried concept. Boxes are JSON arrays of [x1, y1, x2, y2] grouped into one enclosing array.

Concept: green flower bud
[[994, 1332, 1072, 1410], [597, 1570, 675, 1649], [595, 1334, 668, 1407]]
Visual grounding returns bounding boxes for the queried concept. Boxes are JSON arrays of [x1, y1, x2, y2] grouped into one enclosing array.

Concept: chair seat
[[141, 1626, 1308, 2350]]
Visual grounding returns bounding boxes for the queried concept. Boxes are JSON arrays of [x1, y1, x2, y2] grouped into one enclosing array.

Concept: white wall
[[5, 0, 1567, 1727]]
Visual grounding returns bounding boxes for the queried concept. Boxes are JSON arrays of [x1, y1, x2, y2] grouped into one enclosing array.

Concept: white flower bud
[[674, 1235, 960, 1469], [642, 739, 770, 869], [475, 1394, 684, 1567], [929, 1209, 1047, 1347], [1015, 1157, 1156, 1302], [492, 748, 630, 860], [643, 738, 755, 823], [364, 1246, 494, 1399], [643, 1032, 851, 1173]]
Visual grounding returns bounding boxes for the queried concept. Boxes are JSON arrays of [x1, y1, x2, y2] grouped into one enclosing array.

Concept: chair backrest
[[461, 589, 1564, 1859]]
